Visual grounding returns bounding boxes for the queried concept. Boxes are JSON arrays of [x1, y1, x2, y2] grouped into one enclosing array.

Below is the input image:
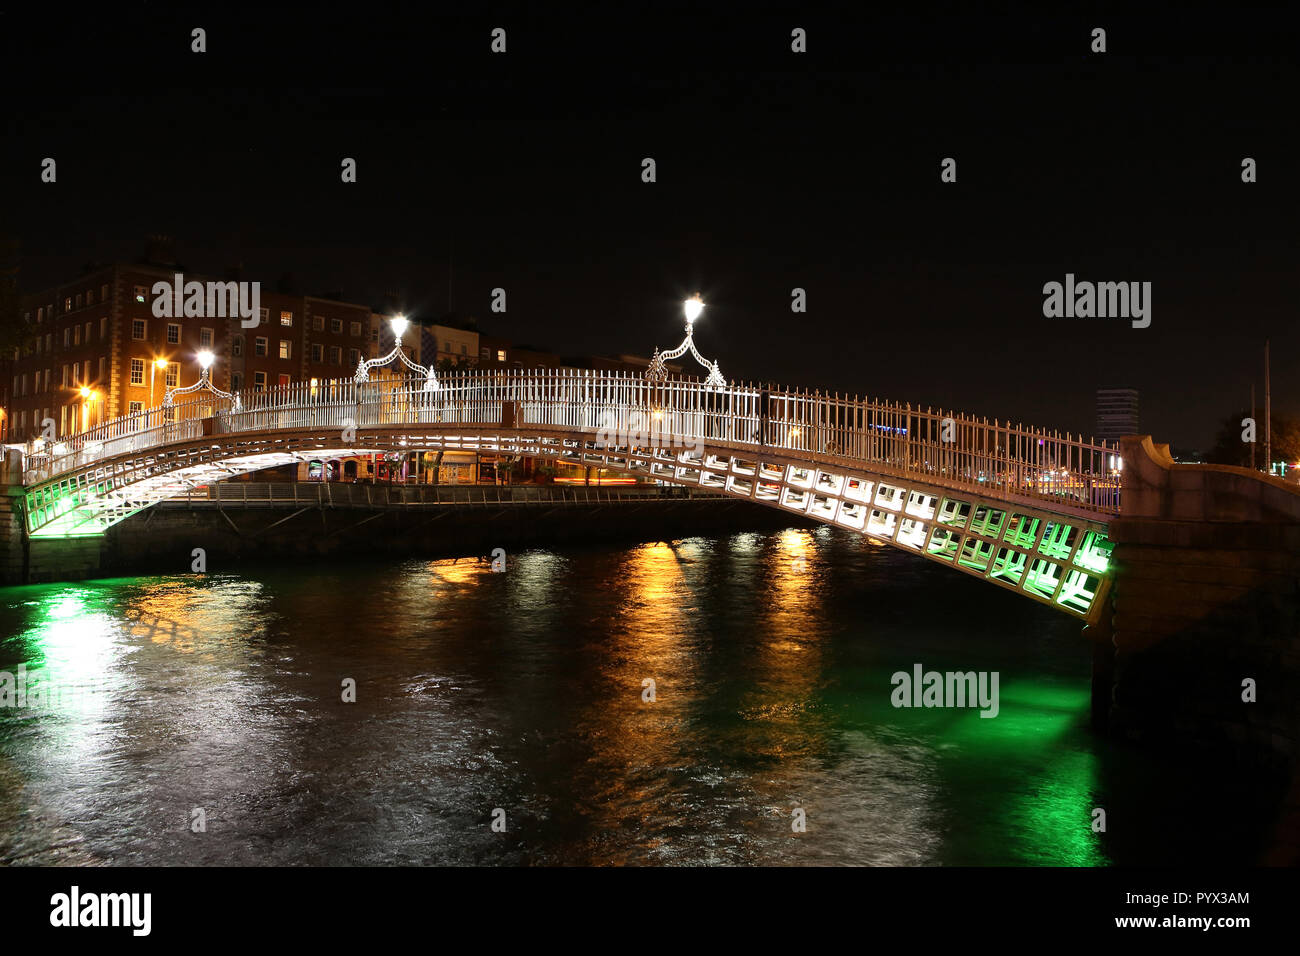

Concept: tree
[[1206, 409, 1300, 470]]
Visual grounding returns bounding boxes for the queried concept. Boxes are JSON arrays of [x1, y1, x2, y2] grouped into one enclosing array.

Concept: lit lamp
[[354, 313, 438, 390], [164, 348, 235, 409], [646, 293, 726, 389]]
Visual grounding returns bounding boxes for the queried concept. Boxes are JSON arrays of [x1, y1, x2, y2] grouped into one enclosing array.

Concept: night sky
[[3, 5, 1296, 451]]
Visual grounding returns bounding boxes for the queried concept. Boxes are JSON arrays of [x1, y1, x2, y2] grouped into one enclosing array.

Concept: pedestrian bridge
[[15, 370, 1121, 620]]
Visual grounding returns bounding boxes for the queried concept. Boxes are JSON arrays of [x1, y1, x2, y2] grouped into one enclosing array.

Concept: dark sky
[[3, 5, 1296, 451]]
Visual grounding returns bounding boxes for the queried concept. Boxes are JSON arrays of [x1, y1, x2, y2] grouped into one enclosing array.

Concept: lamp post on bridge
[[354, 314, 438, 389], [646, 294, 726, 389], [164, 349, 238, 417]]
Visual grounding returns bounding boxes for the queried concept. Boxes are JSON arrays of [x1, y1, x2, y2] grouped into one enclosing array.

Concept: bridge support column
[[1109, 436, 1300, 772], [1084, 612, 1115, 735], [1, 452, 27, 586]]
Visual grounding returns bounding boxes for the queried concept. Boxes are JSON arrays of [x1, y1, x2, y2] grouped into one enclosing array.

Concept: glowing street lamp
[[646, 293, 726, 388], [164, 349, 235, 409], [150, 357, 169, 408], [354, 313, 438, 390]]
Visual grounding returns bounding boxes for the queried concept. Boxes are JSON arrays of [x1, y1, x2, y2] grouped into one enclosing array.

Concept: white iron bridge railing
[[18, 369, 1122, 516]]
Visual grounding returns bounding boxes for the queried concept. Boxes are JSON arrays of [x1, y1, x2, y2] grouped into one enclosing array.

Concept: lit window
[[279, 340, 291, 359], [64, 297, 72, 312], [497, 349, 506, 362], [130, 358, 145, 385], [167, 323, 180, 344], [134, 286, 147, 303], [132, 318, 146, 340], [200, 328, 214, 348], [255, 337, 267, 356], [280, 311, 293, 326]]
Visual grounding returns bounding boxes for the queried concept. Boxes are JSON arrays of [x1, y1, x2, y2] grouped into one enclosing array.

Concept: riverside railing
[[19, 369, 1122, 516]]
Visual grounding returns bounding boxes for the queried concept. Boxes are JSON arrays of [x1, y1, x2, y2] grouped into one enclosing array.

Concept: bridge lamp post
[[354, 314, 438, 391], [78, 386, 100, 431], [164, 349, 237, 413], [646, 294, 726, 389]]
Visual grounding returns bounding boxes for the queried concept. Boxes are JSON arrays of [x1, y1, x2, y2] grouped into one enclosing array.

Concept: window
[[253, 371, 267, 392], [19, 373, 27, 396], [444, 341, 452, 352], [254, 337, 267, 356], [132, 318, 146, 340], [311, 344, 323, 362], [232, 336, 243, 357], [101, 283, 109, 301], [258, 307, 268, 327], [371, 327, 378, 342], [328, 346, 341, 365], [313, 315, 324, 331], [497, 349, 506, 362], [36, 307, 43, 322], [98, 358, 105, 382], [331, 317, 343, 334], [279, 340, 292, 359], [277, 374, 291, 388], [200, 327, 214, 348], [347, 348, 359, 367], [99, 317, 107, 339], [231, 373, 243, 392], [130, 358, 144, 385], [87, 288, 95, 306], [45, 333, 52, 352], [129, 401, 143, 416], [34, 337, 41, 355], [75, 294, 82, 309], [61, 365, 69, 387], [64, 297, 72, 312], [280, 311, 293, 327], [85, 321, 91, 342], [63, 328, 71, 347], [167, 323, 180, 344], [350, 320, 362, 337], [460, 344, 467, 355], [166, 365, 179, 387], [134, 286, 147, 304], [73, 325, 81, 346]]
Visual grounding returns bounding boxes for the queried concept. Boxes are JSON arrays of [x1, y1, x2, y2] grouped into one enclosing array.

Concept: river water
[[0, 527, 1277, 866]]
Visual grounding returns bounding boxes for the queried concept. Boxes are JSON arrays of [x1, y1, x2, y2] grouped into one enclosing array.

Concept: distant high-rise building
[[1096, 387, 1140, 441]]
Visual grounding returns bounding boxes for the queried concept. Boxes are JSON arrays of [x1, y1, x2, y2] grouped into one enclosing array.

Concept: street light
[[164, 349, 235, 409], [150, 357, 169, 408], [353, 313, 438, 390], [79, 387, 100, 430], [646, 293, 726, 389]]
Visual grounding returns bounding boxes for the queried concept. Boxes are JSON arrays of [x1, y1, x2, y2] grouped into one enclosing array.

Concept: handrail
[[18, 368, 1122, 516]]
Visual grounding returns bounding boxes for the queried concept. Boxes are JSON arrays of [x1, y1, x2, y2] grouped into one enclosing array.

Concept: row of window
[[24, 283, 112, 324], [12, 359, 112, 397]]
